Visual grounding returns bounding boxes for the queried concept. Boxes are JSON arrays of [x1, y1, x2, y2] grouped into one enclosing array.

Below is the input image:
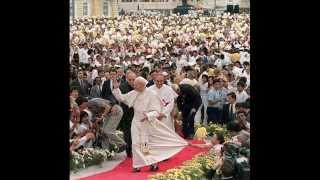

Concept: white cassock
[[112, 88, 188, 168], [148, 84, 178, 131], [236, 90, 250, 103]]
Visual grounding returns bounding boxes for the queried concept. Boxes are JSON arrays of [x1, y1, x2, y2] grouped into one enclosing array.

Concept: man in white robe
[[112, 77, 187, 172], [148, 74, 178, 131]]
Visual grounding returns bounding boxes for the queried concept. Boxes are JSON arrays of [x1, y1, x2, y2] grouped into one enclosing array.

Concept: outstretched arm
[[112, 88, 126, 103], [112, 80, 130, 105], [189, 142, 212, 148]]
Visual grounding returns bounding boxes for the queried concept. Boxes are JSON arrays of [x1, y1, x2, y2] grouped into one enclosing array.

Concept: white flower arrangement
[[70, 148, 116, 171]]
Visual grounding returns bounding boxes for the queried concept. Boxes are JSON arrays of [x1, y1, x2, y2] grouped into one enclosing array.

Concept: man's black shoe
[[150, 164, 159, 171], [132, 168, 140, 172]]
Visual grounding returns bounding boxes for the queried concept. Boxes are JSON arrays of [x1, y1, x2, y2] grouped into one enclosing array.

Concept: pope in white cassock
[[112, 77, 188, 172], [148, 74, 178, 131]]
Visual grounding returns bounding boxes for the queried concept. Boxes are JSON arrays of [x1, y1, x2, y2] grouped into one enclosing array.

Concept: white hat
[[146, 55, 153, 59]]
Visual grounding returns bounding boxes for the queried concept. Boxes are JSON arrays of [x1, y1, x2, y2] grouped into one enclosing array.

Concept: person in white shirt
[[241, 61, 250, 87], [78, 43, 90, 66], [239, 51, 250, 65], [188, 51, 198, 67], [232, 61, 244, 78], [198, 73, 209, 124], [214, 55, 224, 69], [189, 132, 225, 157], [235, 81, 249, 103]]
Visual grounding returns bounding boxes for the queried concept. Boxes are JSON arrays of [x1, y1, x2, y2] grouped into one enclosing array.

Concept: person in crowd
[[226, 121, 250, 146], [90, 77, 102, 98], [179, 70, 198, 86], [70, 110, 95, 151], [86, 98, 126, 150], [221, 92, 237, 124], [146, 70, 158, 87], [207, 78, 223, 124], [235, 81, 249, 103], [239, 101, 250, 122], [117, 68, 126, 83], [149, 74, 178, 130], [101, 68, 120, 105], [102, 101, 127, 152], [70, 87, 79, 108], [101, 71, 110, 86], [241, 61, 250, 87], [189, 132, 225, 156], [70, 70, 91, 97], [118, 71, 137, 157], [78, 43, 90, 68], [198, 73, 209, 124], [176, 83, 202, 139], [236, 110, 250, 132]]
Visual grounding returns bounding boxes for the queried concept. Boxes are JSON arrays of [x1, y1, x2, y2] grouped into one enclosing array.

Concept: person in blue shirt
[[207, 77, 224, 124]]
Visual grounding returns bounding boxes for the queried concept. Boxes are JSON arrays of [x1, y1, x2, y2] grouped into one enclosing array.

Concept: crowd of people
[[69, 12, 250, 178]]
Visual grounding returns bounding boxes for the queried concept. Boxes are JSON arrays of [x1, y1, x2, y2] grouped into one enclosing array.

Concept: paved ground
[[70, 151, 127, 180]]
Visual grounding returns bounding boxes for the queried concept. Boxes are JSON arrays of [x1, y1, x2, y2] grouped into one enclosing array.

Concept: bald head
[[134, 76, 148, 92]]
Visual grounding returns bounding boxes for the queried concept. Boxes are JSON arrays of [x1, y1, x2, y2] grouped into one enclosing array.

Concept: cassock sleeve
[[112, 88, 126, 102]]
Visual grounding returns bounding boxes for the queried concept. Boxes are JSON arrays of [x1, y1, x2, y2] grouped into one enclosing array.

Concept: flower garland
[[70, 148, 116, 172]]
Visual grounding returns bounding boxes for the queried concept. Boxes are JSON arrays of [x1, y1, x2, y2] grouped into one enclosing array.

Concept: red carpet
[[81, 140, 209, 180]]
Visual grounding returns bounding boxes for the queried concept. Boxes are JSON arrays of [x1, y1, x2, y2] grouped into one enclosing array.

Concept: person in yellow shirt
[[230, 49, 241, 63]]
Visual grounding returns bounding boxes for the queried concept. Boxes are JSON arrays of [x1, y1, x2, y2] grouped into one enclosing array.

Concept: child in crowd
[[189, 132, 225, 156]]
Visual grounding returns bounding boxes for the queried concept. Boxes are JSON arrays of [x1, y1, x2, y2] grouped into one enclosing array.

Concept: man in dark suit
[[89, 77, 102, 98], [101, 68, 119, 105], [176, 84, 202, 139], [221, 92, 237, 124], [118, 71, 136, 157], [70, 70, 91, 97]]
